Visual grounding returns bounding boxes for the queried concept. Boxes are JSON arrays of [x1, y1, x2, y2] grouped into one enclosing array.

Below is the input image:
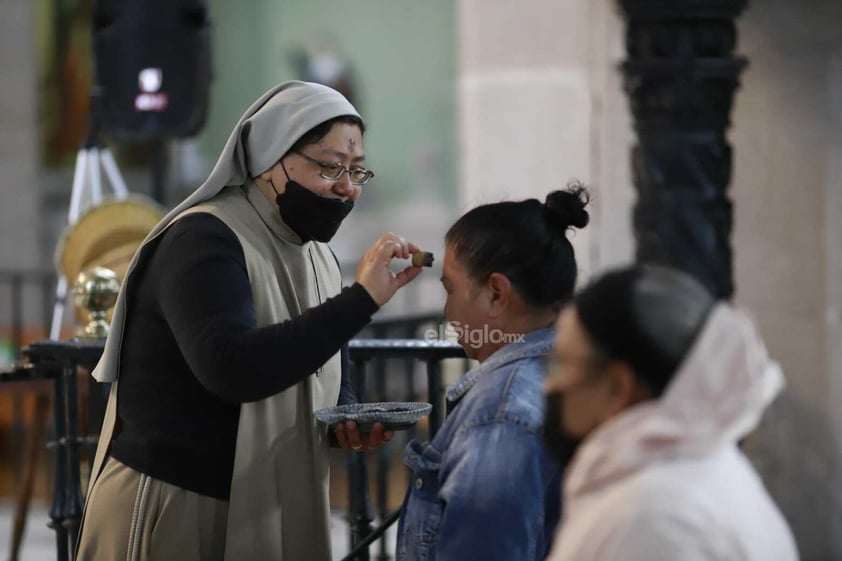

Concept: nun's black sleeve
[[155, 213, 379, 403]]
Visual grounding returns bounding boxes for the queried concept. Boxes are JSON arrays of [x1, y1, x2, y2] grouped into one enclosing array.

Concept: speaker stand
[[49, 141, 129, 340]]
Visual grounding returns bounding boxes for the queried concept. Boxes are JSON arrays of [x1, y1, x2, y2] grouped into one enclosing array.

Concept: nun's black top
[[109, 213, 378, 500]]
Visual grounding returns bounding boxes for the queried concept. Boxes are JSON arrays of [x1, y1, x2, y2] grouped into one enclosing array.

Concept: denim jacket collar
[[446, 326, 555, 406]]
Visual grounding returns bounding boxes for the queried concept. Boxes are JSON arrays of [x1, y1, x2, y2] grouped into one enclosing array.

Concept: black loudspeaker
[[93, 0, 212, 143]]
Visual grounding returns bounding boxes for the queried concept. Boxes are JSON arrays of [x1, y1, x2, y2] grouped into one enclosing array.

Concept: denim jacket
[[396, 327, 562, 561]]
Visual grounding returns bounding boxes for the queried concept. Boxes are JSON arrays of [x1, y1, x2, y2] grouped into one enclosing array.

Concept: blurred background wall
[[0, 0, 840, 558], [0, 0, 42, 362], [199, 0, 459, 293], [729, 1, 842, 556]]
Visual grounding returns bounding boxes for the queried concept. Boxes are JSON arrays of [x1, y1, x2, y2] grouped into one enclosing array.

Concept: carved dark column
[[617, 0, 748, 298]]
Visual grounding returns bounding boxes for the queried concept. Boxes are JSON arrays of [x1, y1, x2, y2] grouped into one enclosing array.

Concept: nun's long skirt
[[76, 457, 229, 561]]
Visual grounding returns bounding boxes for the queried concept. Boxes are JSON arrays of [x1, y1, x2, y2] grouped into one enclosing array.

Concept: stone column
[[457, 0, 596, 279], [729, 2, 842, 557], [616, 0, 748, 298]]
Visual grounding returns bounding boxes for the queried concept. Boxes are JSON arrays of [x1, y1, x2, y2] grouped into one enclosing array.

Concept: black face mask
[[271, 161, 354, 243], [543, 393, 584, 467]]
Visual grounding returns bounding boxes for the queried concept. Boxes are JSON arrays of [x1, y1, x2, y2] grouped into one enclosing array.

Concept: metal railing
[[1, 269, 465, 561], [344, 339, 466, 561]]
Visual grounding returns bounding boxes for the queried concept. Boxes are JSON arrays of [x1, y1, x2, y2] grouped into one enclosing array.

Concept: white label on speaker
[[135, 93, 169, 112], [139, 68, 163, 93]]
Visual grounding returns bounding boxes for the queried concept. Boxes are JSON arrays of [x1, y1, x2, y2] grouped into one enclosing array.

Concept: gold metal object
[[72, 267, 121, 339]]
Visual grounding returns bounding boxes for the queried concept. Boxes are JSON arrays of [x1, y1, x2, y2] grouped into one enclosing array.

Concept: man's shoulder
[[463, 355, 548, 432]]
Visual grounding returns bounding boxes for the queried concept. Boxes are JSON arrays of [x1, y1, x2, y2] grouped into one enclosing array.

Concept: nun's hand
[[334, 420, 394, 452], [356, 232, 423, 306]]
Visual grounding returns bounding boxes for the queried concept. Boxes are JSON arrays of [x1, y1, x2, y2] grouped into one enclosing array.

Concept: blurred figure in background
[[396, 185, 590, 561], [544, 265, 798, 561]]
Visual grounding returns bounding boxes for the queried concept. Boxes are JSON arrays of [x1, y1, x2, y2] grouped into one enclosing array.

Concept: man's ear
[[486, 272, 512, 319], [601, 362, 649, 421]]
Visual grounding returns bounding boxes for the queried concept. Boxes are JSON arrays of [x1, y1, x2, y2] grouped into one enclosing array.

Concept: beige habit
[[77, 81, 362, 560]]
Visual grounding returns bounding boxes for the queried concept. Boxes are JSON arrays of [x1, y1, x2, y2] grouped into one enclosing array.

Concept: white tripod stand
[[49, 139, 129, 340]]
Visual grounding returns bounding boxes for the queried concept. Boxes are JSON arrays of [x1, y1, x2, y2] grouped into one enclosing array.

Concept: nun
[[75, 81, 423, 561]]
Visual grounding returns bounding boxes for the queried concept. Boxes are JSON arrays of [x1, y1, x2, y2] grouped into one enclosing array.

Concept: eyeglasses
[[294, 151, 375, 185]]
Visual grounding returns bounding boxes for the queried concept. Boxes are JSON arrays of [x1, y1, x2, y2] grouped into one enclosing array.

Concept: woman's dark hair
[[289, 115, 365, 153], [445, 182, 590, 309], [573, 265, 716, 397]]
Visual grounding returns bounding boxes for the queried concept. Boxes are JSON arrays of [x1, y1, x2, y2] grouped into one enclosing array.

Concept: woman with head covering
[[75, 81, 423, 561], [396, 185, 590, 561], [543, 265, 798, 561]]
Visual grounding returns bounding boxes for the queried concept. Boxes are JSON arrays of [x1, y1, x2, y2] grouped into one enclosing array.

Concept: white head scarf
[[564, 303, 785, 497], [92, 81, 361, 382]]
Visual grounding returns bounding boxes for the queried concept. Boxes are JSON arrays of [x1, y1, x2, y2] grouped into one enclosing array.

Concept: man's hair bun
[[544, 182, 590, 232]]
